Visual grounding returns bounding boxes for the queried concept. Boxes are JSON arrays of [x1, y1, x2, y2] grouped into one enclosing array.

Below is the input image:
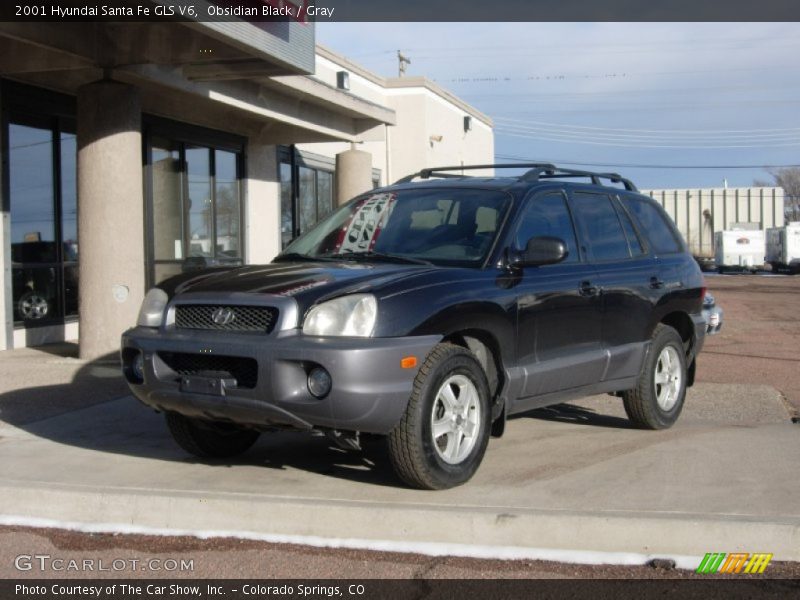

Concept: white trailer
[[714, 228, 766, 272], [766, 222, 800, 274]]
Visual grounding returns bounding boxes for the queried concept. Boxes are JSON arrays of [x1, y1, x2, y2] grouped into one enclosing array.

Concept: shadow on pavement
[[518, 403, 635, 430], [1, 346, 631, 489], [0, 348, 402, 488]]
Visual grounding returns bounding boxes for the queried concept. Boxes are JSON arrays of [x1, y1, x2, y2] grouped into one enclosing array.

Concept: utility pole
[[397, 50, 411, 77]]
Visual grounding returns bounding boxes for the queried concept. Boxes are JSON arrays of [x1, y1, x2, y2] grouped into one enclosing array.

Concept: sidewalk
[[0, 345, 797, 563]]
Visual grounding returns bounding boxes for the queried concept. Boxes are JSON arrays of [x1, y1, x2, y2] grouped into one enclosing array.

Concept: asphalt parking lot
[[0, 274, 798, 579]]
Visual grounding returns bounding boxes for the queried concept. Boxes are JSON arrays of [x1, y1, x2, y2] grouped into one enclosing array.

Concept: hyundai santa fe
[[122, 163, 714, 489]]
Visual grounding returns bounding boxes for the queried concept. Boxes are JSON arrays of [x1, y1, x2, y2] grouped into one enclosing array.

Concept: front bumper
[[121, 327, 440, 434]]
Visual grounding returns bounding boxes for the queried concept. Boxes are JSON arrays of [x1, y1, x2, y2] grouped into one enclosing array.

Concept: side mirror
[[512, 236, 568, 267]]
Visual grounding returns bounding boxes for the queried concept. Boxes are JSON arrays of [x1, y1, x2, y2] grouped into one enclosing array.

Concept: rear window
[[622, 196, 683, 254]]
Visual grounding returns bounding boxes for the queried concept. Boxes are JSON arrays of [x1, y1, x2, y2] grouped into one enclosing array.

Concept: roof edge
[[315, 44, 492, 128]]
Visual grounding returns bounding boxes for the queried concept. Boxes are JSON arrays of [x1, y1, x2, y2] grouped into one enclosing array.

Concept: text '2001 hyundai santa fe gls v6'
[[122, 163, 715, 490]]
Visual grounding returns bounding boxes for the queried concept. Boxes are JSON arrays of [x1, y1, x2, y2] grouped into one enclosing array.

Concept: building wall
[[643, 187, 785, 258], [301, 48, 494, 194], [386, 89, 494, 181]]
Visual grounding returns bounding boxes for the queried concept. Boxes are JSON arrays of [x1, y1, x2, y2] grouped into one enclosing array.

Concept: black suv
[[122, 164, 708, 490]]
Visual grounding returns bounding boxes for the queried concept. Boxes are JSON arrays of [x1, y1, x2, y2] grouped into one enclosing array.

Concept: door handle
[[579, 281, 600, 297], [650, 276, 665, 289]]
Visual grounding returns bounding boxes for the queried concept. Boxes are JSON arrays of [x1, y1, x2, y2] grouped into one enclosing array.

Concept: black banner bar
[[4, 579, 800, 600], [1, 0, 799, 22]]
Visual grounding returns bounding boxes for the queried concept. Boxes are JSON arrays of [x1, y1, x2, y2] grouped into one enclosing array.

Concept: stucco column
[[77, 81, 145, 360], [245, 130, 281, 263], [335, 146, 372, 206]]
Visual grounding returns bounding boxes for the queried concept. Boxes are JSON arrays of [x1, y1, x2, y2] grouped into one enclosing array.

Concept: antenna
[[397, 50, 411, 77]]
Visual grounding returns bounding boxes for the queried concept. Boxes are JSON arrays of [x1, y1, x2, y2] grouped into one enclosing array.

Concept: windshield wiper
[[322, 251, 433, 266]]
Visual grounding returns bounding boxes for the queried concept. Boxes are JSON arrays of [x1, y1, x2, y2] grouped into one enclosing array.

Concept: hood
[[160, 261, 437, 314]]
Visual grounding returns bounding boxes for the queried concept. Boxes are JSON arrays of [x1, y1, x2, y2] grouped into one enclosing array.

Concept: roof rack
[[393, 163, 555, 184], [394, 163, 638, 191]]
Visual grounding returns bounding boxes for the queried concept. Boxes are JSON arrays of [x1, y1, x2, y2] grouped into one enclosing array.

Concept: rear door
[[513, 189, 605, 400], [568, 190, 658, 382]]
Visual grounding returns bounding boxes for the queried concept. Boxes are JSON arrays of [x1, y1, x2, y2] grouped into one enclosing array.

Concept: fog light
[[132, 352, 145, 382], [307, 367, 332, 398]]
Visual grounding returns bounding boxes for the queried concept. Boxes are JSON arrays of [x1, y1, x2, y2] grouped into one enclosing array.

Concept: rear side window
[[613, 198, 646, 256], [514, 192, 579, 263], [570, 192, 631, 261], [622, 196, 682, 254]]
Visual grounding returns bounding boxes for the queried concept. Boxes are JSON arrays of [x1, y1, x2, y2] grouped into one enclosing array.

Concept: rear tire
[[388, 343, 491, 490], [165, 413, 260, 458], [623, 324, 687, 430]]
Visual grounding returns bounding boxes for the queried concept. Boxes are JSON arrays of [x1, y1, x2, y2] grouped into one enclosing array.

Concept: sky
[[317, 22, 800, 190]]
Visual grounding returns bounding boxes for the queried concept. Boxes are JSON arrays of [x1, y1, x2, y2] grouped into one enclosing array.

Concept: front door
[[514, 190, 604, 400]]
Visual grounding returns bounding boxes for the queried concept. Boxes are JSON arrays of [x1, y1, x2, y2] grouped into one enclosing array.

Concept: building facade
[[0, 18, 493, 356]]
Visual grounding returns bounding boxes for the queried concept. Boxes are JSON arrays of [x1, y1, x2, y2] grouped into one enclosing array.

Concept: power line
[[494, 155, 800, 169], [493, 124, 800, 143], [495, 126, 800, 143], [494, 117, 800, 135], [495, 128, 800, 149]]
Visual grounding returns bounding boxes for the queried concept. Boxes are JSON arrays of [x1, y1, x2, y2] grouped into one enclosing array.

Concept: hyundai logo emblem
[[211, 307, 236, 326]]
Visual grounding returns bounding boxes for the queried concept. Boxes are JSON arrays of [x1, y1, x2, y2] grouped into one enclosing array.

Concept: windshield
[[280, 188, 512, 267]]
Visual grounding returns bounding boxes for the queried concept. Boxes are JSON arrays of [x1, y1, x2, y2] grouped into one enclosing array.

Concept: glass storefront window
[[152, 138, 183, 261], [280, 162, 293, 247], [279, 150, 340, 248], [215, 150, 240, 260], [186, 146, 213, 258], [298, 165, 316, 235], [317, 170, 333, 221], [9, 118, 77, 325], [60, 132, 78, 260], [9, 123, 55, 257], [147, 129, 244, 285]]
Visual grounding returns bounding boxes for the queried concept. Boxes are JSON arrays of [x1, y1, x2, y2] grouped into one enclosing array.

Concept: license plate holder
[[180, 374, 237, 396]]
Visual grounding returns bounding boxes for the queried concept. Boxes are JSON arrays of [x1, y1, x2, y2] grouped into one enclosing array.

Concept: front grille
[[174, 304, 278, 333], [158, 352, 258, 389]]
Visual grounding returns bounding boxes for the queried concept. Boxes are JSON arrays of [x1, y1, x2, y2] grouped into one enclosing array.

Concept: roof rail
[[394, 163, 556, 184], [394, 163, 638, 191], [520, 165, 638, 191]]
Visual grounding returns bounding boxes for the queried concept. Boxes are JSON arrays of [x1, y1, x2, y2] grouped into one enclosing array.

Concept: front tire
[[388, 343, 491, 490], [623, 324, 687, 429], [165, 413, 260, 458]]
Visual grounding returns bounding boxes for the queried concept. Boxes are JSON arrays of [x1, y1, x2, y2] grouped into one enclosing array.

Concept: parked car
[[122, 164, 711, 489]]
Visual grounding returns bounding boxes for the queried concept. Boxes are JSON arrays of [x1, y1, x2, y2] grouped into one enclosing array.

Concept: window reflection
[[215, 150, 240, 260], [148, 136, 243, 284], [9, 123, 55, 255], [186, 146, 212, 258], [9, 119, 77, 324], [280, 156, 337, 247], [152, 138, 183, 261], [61, 132, 78, 260]]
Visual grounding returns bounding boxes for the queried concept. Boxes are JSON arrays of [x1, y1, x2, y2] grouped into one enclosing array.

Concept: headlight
[[137, 288, 169, 327], [303, 294, 377, 337]]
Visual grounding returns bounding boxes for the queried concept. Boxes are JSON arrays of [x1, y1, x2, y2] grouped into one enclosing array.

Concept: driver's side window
[[514, 192, 579, 263]]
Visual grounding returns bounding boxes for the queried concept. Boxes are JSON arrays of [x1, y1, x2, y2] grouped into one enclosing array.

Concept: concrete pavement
[[0, 368, 797, 564]]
